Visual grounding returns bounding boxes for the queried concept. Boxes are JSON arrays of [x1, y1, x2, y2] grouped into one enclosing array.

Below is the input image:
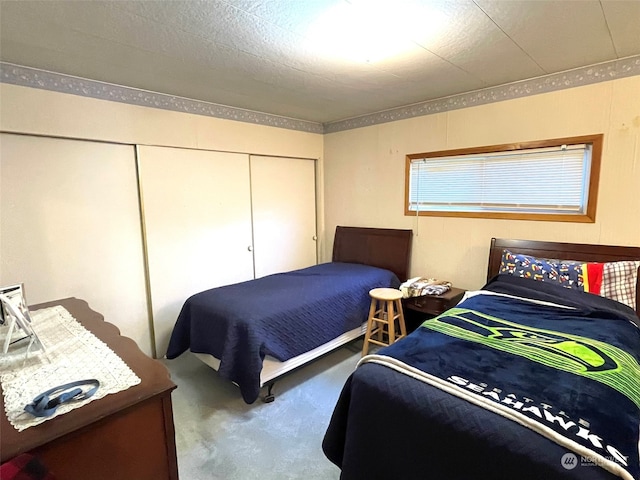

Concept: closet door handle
[[312, 236, 317, 241], [247, 246, 253, 252]]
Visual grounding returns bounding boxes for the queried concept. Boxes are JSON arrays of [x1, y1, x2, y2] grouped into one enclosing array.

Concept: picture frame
[[0, 283, 45, 357], [0, 283, 32, 325]]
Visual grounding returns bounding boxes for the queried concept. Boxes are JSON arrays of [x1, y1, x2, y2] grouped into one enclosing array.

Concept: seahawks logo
[[439, 311, 617, 373], [423, 308, 640, 408]]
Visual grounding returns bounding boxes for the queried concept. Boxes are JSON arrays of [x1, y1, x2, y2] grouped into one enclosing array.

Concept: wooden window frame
[[404, 134, 603, 223]]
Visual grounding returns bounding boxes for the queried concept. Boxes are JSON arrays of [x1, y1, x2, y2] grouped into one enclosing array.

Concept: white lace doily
[[0, 305, 141, 431]]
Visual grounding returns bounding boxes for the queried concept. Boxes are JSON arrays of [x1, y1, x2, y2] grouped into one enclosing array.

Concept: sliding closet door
[[0, 133, 151, 354], [138, 146, 253, 356], [250, 156, 317, 278]]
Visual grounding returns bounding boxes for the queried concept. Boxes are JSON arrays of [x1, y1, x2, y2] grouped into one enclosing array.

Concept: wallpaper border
[[2, 55, 640, 135], [0, 62, 324, 134], [324, 55, 640, 133]]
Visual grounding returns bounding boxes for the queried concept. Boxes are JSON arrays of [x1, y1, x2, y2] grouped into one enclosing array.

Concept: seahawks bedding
[[323, 274, 640, 480], [166, 262, 399, 403]]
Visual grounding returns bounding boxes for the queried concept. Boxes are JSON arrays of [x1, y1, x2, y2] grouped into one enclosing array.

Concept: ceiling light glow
[[305, 0, 446, 63]]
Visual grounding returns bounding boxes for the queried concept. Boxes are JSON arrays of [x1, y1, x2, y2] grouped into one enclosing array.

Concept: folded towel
[[400, 277, 451, 298]]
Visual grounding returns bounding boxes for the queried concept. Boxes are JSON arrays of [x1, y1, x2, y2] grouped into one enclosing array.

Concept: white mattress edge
[[192, 322, 367, 386]]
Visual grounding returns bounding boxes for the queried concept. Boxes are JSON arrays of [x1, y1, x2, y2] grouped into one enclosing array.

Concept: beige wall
[[323, 76, 640, 290], [0, 84, 323, 356], [0, 84, 323, 156], [3, 76, 640, 351]]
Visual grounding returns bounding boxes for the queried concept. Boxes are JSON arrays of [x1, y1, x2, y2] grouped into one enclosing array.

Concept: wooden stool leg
[[387, 300, 395, 345], [396, 299, 407, 338], [361, 298, 377, 356], [375, 300, 384, 343]]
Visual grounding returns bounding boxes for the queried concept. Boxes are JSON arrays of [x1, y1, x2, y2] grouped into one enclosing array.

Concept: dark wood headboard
[[487, 238, 640, 314], [332, 226, 413, 282]]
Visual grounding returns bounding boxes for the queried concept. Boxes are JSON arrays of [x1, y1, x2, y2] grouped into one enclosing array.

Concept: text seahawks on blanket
[[446, 374, 628, 466]]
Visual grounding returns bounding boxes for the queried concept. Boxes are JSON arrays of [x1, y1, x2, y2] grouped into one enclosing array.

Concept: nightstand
[[402, 287, 466, 332]]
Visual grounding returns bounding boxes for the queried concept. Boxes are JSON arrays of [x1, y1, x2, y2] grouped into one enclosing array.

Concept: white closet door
[[138, 146, 253, 356], [250, 156, 317, 278], [0, 133, 151, 355]]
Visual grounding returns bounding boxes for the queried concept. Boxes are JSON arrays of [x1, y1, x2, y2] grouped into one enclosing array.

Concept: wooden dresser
[[0, 298, 179, 480]]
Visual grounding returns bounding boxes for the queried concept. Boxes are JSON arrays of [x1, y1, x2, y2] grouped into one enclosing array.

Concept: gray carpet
[[162, 342, 366, 480]]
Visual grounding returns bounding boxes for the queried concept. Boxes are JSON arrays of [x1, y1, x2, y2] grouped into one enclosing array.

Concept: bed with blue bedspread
[[166, 226, 413, 404], [323, 238, 640, 480]]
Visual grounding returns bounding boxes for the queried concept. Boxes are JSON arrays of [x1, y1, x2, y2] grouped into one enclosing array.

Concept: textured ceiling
[[1, 0, 639, 124]]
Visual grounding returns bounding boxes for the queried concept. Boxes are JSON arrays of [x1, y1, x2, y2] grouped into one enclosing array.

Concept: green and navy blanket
[[365, 275, 639, 480]]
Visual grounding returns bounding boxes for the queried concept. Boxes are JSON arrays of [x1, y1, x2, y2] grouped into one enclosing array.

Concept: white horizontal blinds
[[409, 144, 591, 214]]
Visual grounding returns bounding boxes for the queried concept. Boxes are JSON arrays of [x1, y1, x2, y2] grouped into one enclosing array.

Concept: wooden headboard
[[487, 238, 640, 314], [332, 226, 413, 282]]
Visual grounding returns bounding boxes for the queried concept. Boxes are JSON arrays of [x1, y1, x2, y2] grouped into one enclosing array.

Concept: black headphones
[[24, 379, 100, 418]]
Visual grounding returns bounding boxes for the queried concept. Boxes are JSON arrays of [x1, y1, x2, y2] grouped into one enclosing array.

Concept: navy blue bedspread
[[166, 262, 399, 403], [323, 275, 640, 480]]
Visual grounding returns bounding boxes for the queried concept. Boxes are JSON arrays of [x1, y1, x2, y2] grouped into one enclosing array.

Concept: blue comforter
[[324, 275, 640, 480], [166, 262, 399, 403]]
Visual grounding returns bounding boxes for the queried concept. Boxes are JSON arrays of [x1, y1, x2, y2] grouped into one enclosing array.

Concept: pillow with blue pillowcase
[[499, 249, 584, 290]]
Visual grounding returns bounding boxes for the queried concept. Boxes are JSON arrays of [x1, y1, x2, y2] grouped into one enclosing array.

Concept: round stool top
[[369, 287, 403, 301]]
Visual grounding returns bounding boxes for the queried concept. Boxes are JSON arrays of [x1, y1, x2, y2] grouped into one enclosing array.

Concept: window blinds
[[409, 144, 591, 214]]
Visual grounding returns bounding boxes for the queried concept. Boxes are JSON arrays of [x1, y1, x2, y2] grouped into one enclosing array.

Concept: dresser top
[[1, 297, 176, 461]]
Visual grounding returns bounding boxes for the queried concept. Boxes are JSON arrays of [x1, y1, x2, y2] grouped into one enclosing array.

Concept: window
[[405, 134, 602, 222]]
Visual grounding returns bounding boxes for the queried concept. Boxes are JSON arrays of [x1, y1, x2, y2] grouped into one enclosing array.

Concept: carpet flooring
[[162, 342, 366, 480]]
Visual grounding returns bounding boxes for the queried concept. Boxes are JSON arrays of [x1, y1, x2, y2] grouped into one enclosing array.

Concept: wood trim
[[404, 134, 603, 222], [585, 134, 603, 222], [406, 134, 603, 160], [401, 210, 596, 222]]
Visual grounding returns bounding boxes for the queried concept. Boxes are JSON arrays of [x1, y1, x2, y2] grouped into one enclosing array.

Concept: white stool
[[362, 288, 407, 356]]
